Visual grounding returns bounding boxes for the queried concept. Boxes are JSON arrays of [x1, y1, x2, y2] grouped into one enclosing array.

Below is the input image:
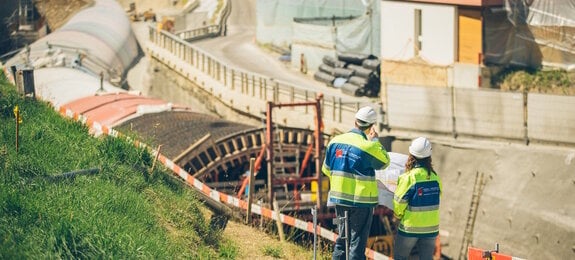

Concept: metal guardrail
[[174, 25, 220, 41], [173, 0, 232, 41], [147, 25, 379, 131]]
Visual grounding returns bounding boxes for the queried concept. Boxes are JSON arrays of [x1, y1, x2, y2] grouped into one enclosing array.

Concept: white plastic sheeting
[[6, 0, 141, 81], [256, 0, 380, 55], [31, 67, 125, 108], [60, 0, 140, 69], [484, 0, 575, 70], [292, 16, 374, 54], [334, 16, 373, 54], [526, 0, 575, 70], [290, 15, 376, 71]]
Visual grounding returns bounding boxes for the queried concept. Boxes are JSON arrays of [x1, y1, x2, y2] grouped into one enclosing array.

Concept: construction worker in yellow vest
[[393, 137, 442, 260], [322, 106, 390, 260]]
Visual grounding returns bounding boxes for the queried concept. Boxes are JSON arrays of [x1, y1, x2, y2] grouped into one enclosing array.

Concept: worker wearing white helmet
[[393, 137, 442, 260], [322, 106, 390, 260]]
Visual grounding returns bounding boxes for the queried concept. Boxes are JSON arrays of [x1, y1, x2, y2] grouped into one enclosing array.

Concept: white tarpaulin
[[484, 0, 575, 70]]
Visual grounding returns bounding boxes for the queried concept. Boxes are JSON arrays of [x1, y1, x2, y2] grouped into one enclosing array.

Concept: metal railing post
[[252, 75, 256, 97], [332, 96, 336, 121], [338, 98, 342, 123], [231, 70, 235, 90]]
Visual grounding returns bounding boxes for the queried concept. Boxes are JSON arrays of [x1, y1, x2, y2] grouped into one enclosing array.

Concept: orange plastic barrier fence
[[468, 246, 525, 260]]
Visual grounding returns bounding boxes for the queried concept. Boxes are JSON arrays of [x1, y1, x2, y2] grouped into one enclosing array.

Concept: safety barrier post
[[344, 210, 349, 260], [246, 158, 255, 224], [333, 210, 350, 260], [149, 144, 162, 175], [273, 200, 285, 242], [312, 206, 318, 260]]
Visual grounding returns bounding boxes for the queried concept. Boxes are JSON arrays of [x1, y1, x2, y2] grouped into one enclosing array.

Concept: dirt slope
[[35, 0, 93, 30]]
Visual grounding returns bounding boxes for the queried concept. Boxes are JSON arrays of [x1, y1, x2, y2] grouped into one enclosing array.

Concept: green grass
[[0, 71, 236, 259], [262, 244, 284, 259]]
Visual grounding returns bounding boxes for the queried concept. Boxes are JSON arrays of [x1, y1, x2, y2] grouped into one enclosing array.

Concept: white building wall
[[380, 1, 456, 66]]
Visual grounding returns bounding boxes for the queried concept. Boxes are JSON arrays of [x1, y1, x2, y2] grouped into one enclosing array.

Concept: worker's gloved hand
[[391, 216, 400, 225], [391, 216, 400, 234]]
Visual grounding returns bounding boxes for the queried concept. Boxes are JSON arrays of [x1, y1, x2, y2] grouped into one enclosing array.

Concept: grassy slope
[[0, 72, 327, 259], [494, 68, 575, 95], [0, 72, 230, 258]]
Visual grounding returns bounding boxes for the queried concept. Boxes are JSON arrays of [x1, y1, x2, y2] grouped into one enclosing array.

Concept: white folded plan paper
[[375, 152, 408, 209]]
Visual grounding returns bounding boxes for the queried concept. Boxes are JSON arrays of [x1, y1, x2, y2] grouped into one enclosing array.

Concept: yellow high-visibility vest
[[322, 129, 389, 207], [394, 167, 442, 237]]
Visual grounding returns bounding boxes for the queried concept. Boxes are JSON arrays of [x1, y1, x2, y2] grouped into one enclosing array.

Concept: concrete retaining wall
[[455, 89, 524, 140], [528, 93, 575, 144], [387, 84, 452, 133], [386, 84, 575, 145]]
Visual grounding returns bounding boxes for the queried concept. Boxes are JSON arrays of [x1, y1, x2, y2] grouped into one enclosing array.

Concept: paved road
[[190, 0, 374, 102], [127, 0, 374, 117]]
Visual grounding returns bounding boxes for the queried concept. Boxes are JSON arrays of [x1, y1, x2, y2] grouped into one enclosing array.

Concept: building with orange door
[[379, 0, 574, 89]]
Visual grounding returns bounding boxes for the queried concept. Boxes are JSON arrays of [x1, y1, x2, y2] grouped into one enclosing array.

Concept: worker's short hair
[[356, 120, 373, 131]]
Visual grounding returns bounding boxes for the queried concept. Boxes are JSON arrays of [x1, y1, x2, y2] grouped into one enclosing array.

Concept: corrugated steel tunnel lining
[[116, 110, 257, 160], [116, 110, 328, 206]]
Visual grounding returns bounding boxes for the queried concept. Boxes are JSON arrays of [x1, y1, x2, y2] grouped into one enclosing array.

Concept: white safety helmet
[[355, 106, 377, 127], [409, 137, 432, 159]]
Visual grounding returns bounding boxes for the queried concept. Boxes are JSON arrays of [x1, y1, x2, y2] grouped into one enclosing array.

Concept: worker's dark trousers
[[332, 205, 373, 260], [393, 233, 436, 260]]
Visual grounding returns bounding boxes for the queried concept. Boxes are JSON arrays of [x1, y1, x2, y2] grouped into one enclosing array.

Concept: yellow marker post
[[13, 105, 20, 152]]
